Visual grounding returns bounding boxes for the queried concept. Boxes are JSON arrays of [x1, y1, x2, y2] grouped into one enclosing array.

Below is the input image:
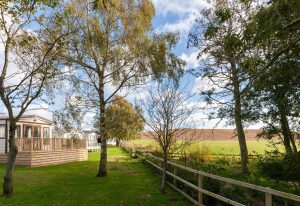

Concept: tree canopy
[[104, 96, 144, 146]]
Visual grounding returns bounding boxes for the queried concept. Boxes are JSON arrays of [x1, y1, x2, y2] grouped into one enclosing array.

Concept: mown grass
[[126, 139, 282, 155], [0, 147, 191, 206]]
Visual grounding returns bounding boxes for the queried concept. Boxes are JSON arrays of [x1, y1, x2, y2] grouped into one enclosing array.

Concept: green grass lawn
[[126, 139, 283, 155], [0, 147, 191, 206]]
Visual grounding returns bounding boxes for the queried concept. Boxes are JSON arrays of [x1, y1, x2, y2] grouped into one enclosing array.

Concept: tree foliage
[[243, 0, 300, 85], [242, 0, 300, 154], [247, 45, 299, 154], [188, 0, 260, 175], [103, 96, 144, 146]]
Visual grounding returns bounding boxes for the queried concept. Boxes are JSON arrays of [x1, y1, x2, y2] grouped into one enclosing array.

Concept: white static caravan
[[63, 131, 83, 139], [107, 139, 117, 146], [52, 130, 83, 139], [0, 115, 53, 154], [83, 131, 100, 151], [0, 115, 87, 166]]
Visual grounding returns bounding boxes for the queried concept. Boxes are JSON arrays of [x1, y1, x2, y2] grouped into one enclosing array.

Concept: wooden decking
[[0, 138, 88, 166], [0, 149, 88, 167]]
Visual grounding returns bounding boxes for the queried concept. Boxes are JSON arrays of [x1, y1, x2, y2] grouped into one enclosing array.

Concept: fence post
[[265, 192, 272, 206], [160, 160, 163, 176], [173, 167, 177, 187], [198, 173, 203, 205]]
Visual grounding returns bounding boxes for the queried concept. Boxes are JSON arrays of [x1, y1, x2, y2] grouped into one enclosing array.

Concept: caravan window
[[24, 126, 32, 138], [43, 127, 50, 138], [0, 125, 5, 138], [15, 125, 21, 138], [33, 127, 41, 137]]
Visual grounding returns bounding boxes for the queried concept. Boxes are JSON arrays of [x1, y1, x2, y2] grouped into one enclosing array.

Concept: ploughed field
[[0, 147, 191, 206]]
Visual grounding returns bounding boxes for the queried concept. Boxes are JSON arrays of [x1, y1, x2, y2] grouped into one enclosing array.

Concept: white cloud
[[62, 66, 75, 75], [153, 0, 209, 34], [180, 51, 199, 70], [24, 103, 52, 119], [0, 103, 53, 120], [159, 14, 196, 34], [192, 76, 217, 93], [82, 112, 96, 130], [153, 0, 208, 17]]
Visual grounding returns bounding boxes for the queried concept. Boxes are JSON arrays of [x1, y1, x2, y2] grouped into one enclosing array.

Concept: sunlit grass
[[0, 147, 191, 206], [125, 139, 284, 155]]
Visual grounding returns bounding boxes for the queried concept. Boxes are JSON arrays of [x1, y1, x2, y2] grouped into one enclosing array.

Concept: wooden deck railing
[[126, 148, 300, 206], [15, 138, 86, 152]]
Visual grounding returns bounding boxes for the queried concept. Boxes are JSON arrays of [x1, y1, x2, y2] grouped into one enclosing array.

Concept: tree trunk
[[278, 109, 295, 154], [3, 121, 18, 197], [290, 135, 297, 154], [97, 107, 107, 176], [116, 139, 120, 147], [160, 153, 167, 193], [97, 76, 107, 177], [232, 64, 250, 175]]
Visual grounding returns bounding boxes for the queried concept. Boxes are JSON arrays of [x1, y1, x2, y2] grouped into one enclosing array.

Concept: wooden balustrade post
[[30, 137, 33, 151], [71, 138, 73, 150], [173, 167, 177, 187], [265, 192, 272, 206], [198, 173, 203, 205]]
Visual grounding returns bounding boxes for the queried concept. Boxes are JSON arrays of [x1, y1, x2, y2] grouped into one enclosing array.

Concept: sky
[[0, 0, 263, 130], [152, 0, 206, 69], [118, 0, 262, 130]]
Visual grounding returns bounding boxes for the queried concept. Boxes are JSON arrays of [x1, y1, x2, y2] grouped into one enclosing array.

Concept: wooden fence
[[15, 138, 86, 152], [126, 148, 300, 206]]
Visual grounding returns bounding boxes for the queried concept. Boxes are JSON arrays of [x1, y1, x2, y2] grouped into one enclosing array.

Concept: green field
[[0, 147, 191, 206], [125, 139, 282, 155]]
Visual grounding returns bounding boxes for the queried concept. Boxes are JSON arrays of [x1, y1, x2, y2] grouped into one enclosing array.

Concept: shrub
[[182, 144, 212, 163], [256, 151, 300, 193]]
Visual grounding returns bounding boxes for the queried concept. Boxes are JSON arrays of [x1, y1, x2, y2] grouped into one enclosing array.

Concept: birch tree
[[0, 0, 69, 196], [61, 0, 184, 177]]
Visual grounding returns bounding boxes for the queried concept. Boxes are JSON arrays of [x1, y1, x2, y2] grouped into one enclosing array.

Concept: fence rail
[[15, 138, 86, 152], [125, 148, 300, 206]]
